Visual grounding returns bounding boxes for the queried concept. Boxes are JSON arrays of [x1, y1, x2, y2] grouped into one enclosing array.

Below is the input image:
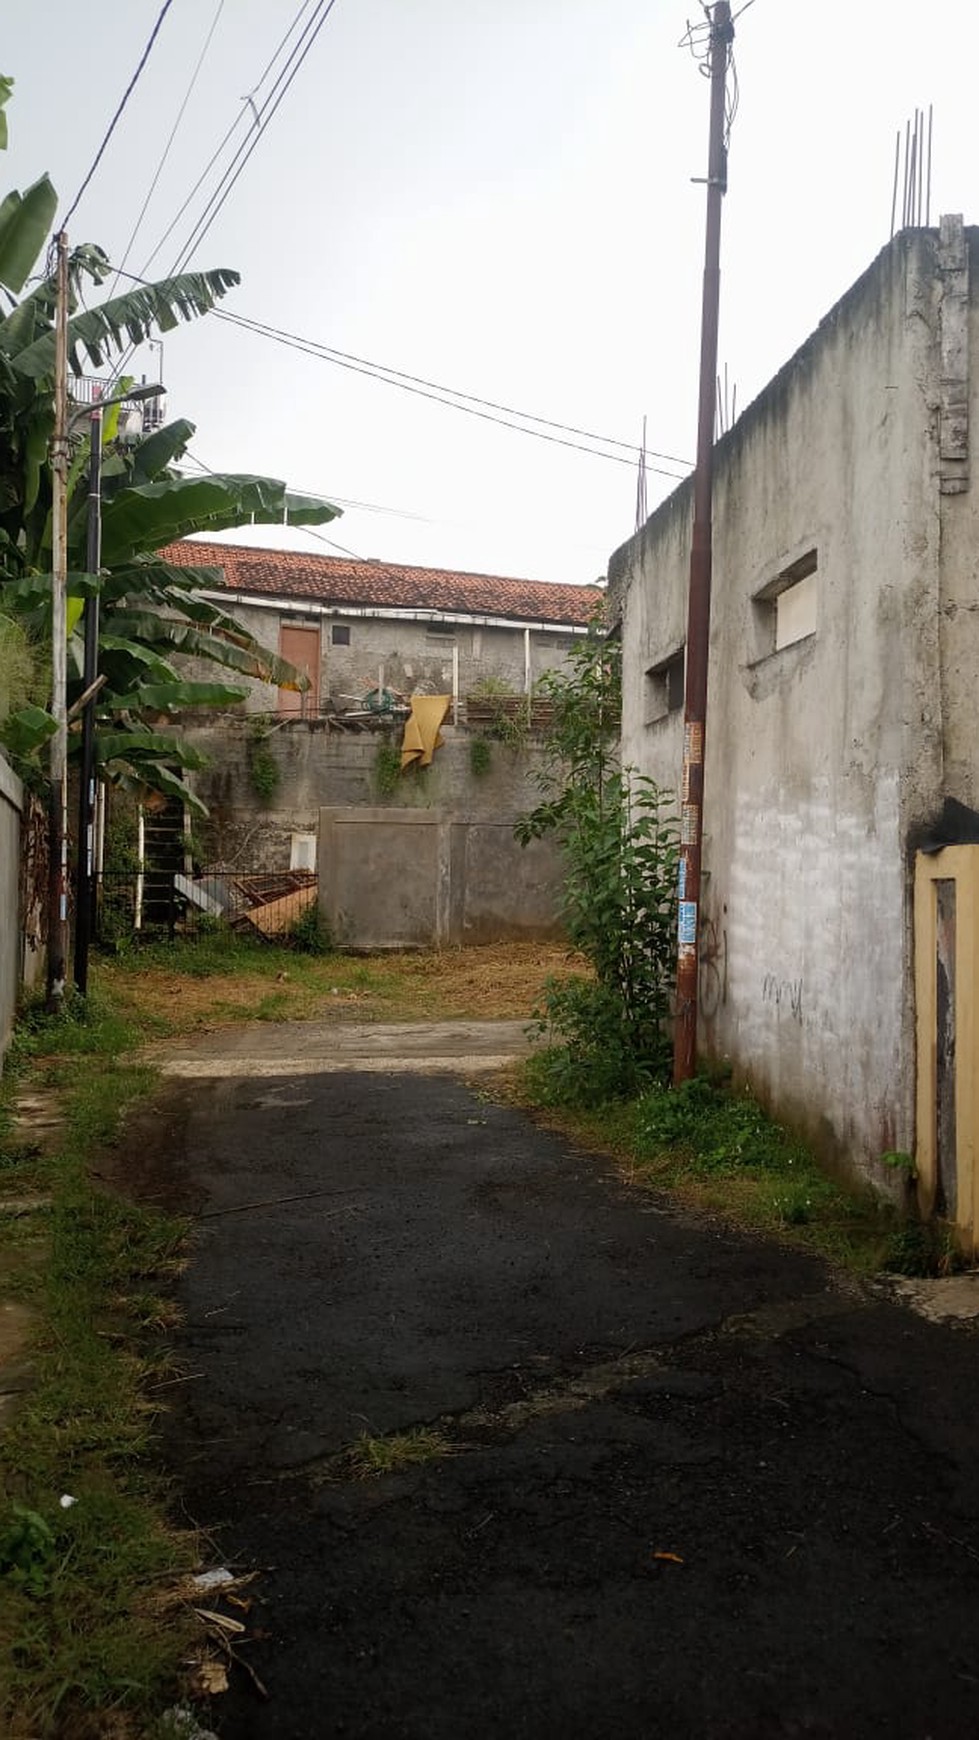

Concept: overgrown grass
[[518, 1059, 955, 1278], [95, 931, 580, 1038], [0, 1002, 197, 1737], [342, 1427, 450, 1480]]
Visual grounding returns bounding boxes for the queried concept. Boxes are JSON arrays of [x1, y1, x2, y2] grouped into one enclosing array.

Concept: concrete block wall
[[318, 807, 565, 949], [180, 716, 553, 871], [178, 602, 578, 717], [611, 228, 963, 1183]]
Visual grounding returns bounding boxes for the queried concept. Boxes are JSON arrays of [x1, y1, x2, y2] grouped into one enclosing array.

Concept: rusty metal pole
[[673, 2, 734, 1084], [47, 230, 70, 1011]]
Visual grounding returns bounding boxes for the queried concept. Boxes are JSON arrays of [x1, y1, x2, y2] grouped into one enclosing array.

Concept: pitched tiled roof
[[158, 540, 603, 627]]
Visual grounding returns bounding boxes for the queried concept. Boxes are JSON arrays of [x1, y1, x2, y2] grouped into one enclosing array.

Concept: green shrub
[[289, 901, 333, 955], [516, 627, 678, 1103], [374, 737, 402, 797], [247, 720, 280, 804], [469, 735, 492, 776]]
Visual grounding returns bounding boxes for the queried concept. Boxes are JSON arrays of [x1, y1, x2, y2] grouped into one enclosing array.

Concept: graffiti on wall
[[699, 915, 728, 1019], [761, 973, 805, 1024]]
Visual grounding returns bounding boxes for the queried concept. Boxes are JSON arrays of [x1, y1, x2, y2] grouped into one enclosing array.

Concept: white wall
[[611, 228, 966, 1180]]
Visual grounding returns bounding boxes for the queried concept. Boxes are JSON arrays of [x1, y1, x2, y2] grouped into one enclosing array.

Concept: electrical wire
[[109, 0, 227, 297], [180, 449, 365, 559], [214, 308, 690, 478], [222, 326, 689, 466], [63, 0, 177, 228], [170, 0, 342, 274], [105, 0, 329, 389], [105, 268, 693, 481], [140, 0, 321, 276]]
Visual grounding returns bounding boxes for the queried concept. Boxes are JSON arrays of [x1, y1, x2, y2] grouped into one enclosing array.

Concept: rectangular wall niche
[[753, 548, 818, 657], [645, 647, 685, 725]]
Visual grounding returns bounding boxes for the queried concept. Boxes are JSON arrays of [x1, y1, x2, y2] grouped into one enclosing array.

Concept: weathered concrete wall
[[0, 752, 24, 1060], [612, 228, 967, 1182], [180, 716, 552, 871], [936, 223, 979, 818], [180, 601, 579, 716], [318, 807, 564, 949]]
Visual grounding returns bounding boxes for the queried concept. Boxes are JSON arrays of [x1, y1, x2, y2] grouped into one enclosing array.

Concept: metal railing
[[94, 868, 318, 948]]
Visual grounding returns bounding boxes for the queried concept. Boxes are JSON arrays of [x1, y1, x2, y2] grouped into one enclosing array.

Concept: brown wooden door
[[278, 624, 320, 717]]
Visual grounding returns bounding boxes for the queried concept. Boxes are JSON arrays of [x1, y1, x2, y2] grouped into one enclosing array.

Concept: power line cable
[[214, 308, 690, 477], [106, 0, 327, 389], [185, 449, 433, 523], [109, 0, 227, 297], [140, 0, 320, 276], [180, 448, 365, 559], [225, 324, 690, 467], [170, 0, 342, 274], [63, 0, 177, 228], [110, 268, 693, 478]]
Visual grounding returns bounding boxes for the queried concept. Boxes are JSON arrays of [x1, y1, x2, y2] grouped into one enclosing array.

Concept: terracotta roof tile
[[158, 540, 603, 627]]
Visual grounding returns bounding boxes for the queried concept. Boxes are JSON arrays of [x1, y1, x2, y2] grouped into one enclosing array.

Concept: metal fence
[[94, 868, 319, 947]]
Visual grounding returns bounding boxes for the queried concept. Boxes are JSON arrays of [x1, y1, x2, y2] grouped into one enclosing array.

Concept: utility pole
[[673, 2, 734, 1084], [47, 230, 70, 1011], [73, 401, 103, 996]]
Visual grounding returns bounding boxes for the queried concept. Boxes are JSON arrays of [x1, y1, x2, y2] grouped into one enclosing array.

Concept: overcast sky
[[4, 1, 978, 585]]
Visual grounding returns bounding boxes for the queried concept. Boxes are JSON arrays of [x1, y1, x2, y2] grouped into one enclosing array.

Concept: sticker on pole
[[683, 721, 704, 764], [677, 857, 687, 901], [678, 901, 698, 947]]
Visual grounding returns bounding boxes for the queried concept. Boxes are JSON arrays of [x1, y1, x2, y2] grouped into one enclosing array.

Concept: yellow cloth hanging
[[400, 694, 451, 769]]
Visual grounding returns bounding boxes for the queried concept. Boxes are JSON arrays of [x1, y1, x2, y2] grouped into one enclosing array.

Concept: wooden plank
[[240, 884, 318, 937]]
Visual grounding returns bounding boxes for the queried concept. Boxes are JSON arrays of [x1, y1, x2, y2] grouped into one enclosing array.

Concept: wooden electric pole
[[673, 2, 734, 1084], [47, 229, 70, 1010]]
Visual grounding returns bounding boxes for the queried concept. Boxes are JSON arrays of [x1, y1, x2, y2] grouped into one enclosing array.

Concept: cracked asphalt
[[124, 1022, 979, 1738]]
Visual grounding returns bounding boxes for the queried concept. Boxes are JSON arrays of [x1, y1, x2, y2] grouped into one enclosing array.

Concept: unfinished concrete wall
[[179, 600, 579, 717], [612, 228, 964, 1182], [935, 223, 979, 819], [0, 752, 23, 1060], [318, 808, 564, 948], [179, 716, 552, 871]]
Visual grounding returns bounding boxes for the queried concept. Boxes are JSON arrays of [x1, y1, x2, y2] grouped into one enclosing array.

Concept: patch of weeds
[[469, 735, 492, 777], [879, 1218, 961, 1277], [123, 929, 277, 980], [0, 1011, 196, 1734], [526, 976, 669, 1109], [0, 1504, 55, 1596], [288, 902, 333, 955], [247, 719, 280, 805], [0, 1138, 41, 1176], [342, 1427, 449, 1480], [374, 737, 403, 798], [515, 1062, 946, 1277], [5, 989, 143, 1072]]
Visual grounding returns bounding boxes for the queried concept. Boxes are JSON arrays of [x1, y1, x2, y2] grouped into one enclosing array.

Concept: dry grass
[[97, 940, 585, 1040]]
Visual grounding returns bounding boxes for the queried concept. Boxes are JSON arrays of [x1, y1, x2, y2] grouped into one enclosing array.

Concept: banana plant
[[0, 82, 341, 811]]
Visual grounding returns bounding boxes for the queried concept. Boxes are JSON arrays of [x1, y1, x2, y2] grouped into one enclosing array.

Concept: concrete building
[[144, 542, 601, 940], [609, 217, 979, 1242], [160, 541, 602, 719]]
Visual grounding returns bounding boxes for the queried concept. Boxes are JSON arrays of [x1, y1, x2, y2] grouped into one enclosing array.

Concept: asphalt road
[[128, 1023, 979, 1739]]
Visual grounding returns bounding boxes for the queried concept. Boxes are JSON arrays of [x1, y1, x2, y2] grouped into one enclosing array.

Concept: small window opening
[[645, 648, 685, 724], [426, 621, 456, 638], [331, 624, 351, 646], [754, 549, 818, 656]]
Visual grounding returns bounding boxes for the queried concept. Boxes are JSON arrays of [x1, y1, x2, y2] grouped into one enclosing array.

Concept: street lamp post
[[73, 382, 165, 995]]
